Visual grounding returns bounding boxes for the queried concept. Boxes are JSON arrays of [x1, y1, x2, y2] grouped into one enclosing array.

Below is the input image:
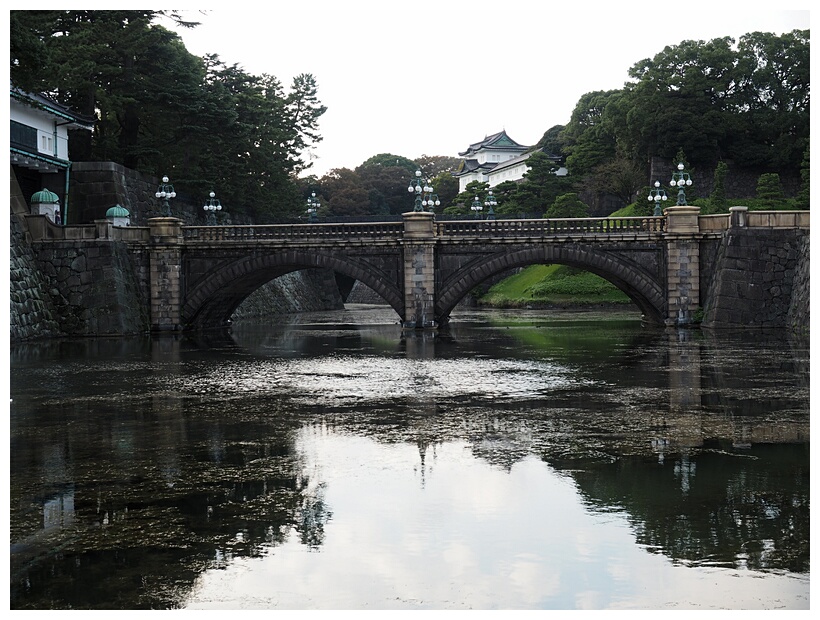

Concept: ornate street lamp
[[306, 191, 320, 223], [407, 170, 439, 213], [669, 162, 693, 206], [470, 195, 483, 219], [484, 190, 497, 220], [155, 175, 176, 216], [647, 181, 668, 216], [202, 191, 223, 225], [422, 187, 441, 213]]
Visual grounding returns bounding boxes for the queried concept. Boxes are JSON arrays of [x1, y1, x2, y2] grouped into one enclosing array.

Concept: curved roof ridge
[[459, 129, 528, 156]]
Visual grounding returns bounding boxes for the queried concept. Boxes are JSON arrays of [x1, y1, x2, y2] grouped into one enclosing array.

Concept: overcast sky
[[170, 2, 810, 177]]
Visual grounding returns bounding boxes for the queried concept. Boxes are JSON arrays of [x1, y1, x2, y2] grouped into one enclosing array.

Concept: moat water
[[9, 306, 810, 609]]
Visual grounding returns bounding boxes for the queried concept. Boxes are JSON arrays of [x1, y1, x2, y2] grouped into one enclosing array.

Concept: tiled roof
[[458, 130, 528, 156], [490, 151, 533, 172], [453, 160, 497, 178], [10, 85, 95, 128]]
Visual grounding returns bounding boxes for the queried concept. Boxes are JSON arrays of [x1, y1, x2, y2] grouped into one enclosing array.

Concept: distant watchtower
[[453, 130, 529, 192]]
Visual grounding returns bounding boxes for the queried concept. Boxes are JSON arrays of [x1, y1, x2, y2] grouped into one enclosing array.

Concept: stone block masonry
[[231, 269, 345, 321], [702, 227, 809, 328], [31, 239, 151, 336], [664, 206, 701, 325], [665, 239, 700, 324], [401, 212, 437, 328], [10, 215, 62, 341], [787, 235, 809, 333], [70, 161, 206, 226], [150, 246, 182, 332]]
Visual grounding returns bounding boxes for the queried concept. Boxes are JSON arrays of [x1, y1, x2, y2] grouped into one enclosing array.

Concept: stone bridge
[[24, 207, 809, 332]]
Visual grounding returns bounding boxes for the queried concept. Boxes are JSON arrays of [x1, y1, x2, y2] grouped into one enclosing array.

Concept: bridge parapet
[[699, 209, 810, 232], [182, 222, 404, 243], [743, 209, 809, 228], [25, 214, 150, 242], [436, 216, 666, 238]]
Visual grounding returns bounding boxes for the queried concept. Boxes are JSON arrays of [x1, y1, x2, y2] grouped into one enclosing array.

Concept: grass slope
[[480, 264, 630, 307]]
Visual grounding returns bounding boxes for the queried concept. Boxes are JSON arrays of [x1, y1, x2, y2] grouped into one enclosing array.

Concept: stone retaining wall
[[10, 214, 63, 341], [231, 269, 345, 321], [702, 227, 809, 328], [345, 280, 387, 304], [787, 235, 810, 333]]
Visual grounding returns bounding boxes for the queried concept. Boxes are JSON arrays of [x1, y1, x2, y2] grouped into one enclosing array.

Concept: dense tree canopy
[[355, 155, 418, 215], [552, 29, 809, 212], [560, 30, 809, 177], [318, 168, 370, 217], [10, 10, 326, 221], [533, 125, 566, 156], [560, 90, 621, 177]]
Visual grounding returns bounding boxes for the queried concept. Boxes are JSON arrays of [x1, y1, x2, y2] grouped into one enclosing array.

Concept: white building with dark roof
[[453, 129, 565, 192], [10, 86, 94, 223], [453, 130, 528, 192]]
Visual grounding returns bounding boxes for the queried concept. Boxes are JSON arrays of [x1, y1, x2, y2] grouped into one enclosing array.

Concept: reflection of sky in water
[[183, 428, 808, 610], [176, 355, 595, 406]]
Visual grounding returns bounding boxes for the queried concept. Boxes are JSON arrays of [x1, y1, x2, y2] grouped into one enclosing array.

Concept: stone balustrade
[[437, 216, 666, 237], [28, 211, 808, 245], [182, 221, 405, 243]]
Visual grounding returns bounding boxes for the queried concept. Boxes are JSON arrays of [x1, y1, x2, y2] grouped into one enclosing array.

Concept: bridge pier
[[664, 206, 701, 326], [402, 212, 437, 329], [148, 217, 184, 332]]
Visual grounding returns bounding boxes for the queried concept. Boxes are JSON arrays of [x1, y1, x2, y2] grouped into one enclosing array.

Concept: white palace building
[[453, 130, 566, 193]]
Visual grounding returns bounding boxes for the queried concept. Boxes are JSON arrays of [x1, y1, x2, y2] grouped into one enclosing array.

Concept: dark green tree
[[356, 154, 418, 215], [545, 193, 590, 219], [358, 153, 417, 174], [617, 30, 809, 170], [533, 124, 566, 157], [318, 168, 370, 216], [487, 180, 523, 215], [285, 73, 328, 176], [560, 90, 620, 176], [795, 145, 810, 210], [730, 30, 810, 169], [756, 173, 786, 209], [709, 160, 729, 213], [510, 151, 575, 213], [623, 37, 738, 164], [415, 155, 461, 178], [588, 157, 646, 210], [430, 171, 459, 212], [447, 180, 489, 215], [9, 11, 57, 93], [634, 185, 656, 217]]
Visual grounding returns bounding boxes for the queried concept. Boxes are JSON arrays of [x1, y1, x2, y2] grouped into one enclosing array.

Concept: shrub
[[544, 193, 590, 219], [756, 173, 786, 209]]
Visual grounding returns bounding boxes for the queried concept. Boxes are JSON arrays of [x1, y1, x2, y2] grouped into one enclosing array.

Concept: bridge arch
[[435, 244, 666, 324], [182, 250, 404, 330]]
